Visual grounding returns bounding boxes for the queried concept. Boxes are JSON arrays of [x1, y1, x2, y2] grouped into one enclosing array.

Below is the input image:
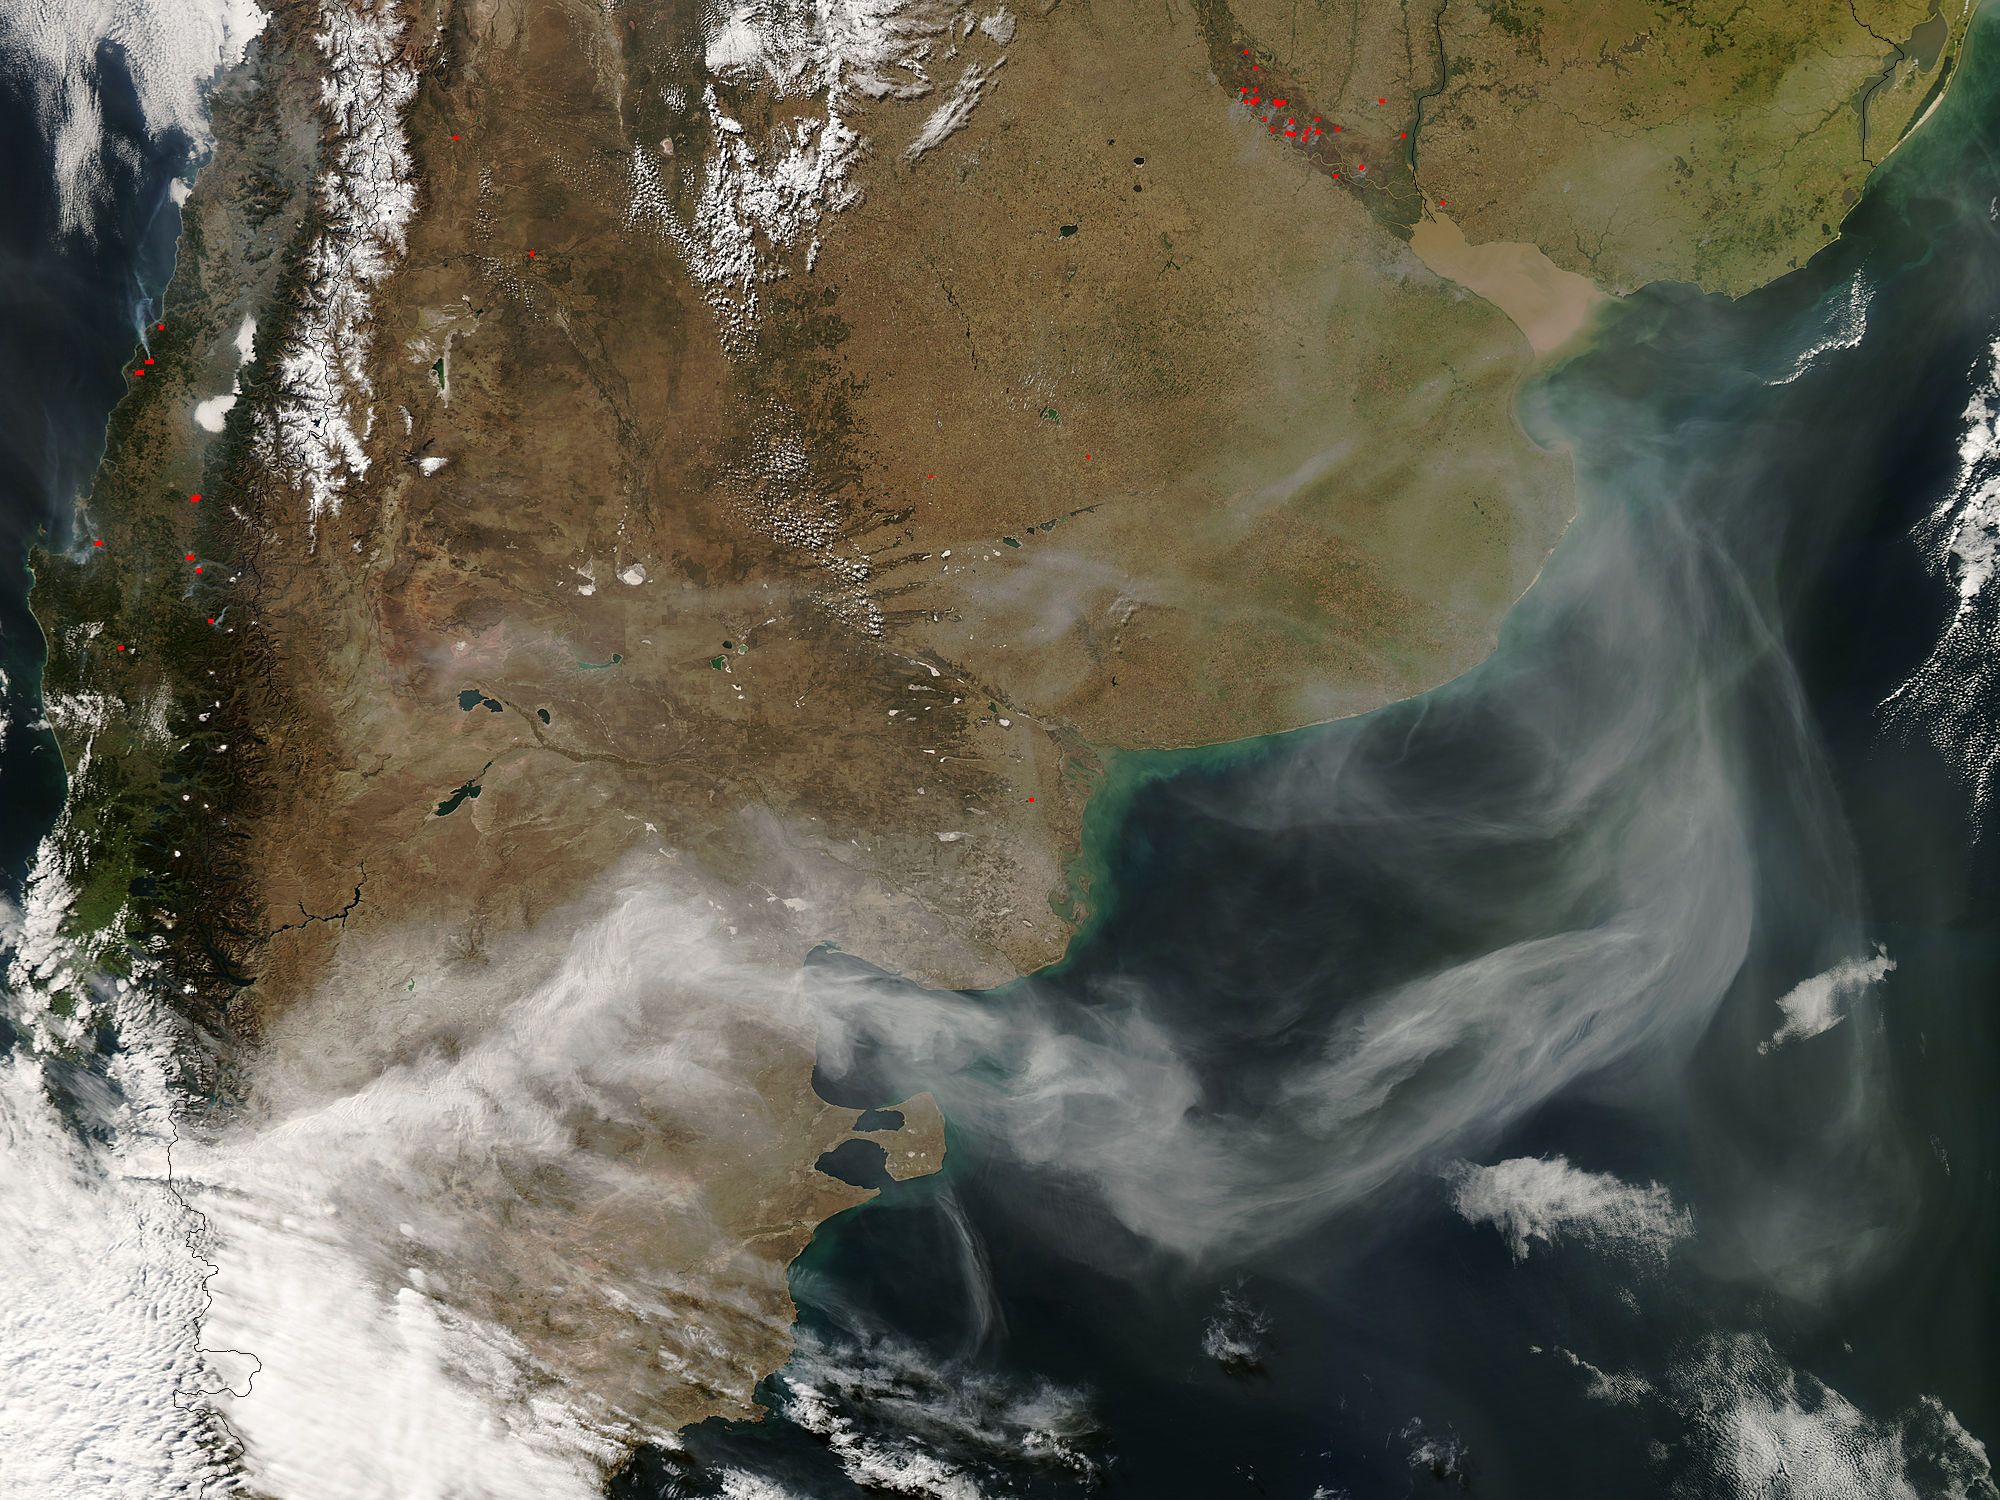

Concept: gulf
[[624, 9, 2000, 1498]]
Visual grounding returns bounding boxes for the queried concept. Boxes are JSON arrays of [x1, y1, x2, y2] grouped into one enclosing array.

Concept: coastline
[[739, 23, 2000, 1497], [17, 12, 324, 1039], [0, 50, 193, 897], [908, 0, 1991, 1113], [5, 0, 1989, 1492]]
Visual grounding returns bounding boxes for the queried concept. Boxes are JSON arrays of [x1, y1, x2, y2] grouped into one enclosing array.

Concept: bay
[[628, 11, 2000, 1498]]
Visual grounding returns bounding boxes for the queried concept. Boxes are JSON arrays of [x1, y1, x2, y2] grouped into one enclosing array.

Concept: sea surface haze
[[626, 12, 2000, 1499], [0, 22, 225, 1500], [1, 5, 1997, 1498], [0, 33, 188, 888]]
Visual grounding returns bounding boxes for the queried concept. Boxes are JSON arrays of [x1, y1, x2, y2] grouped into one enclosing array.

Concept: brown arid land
[[18, 0, 1973, 1480]]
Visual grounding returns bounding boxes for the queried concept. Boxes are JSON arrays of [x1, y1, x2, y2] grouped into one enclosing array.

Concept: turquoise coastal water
[[6, 11, 1998, 1497], [625, 11, 2000, 1498]]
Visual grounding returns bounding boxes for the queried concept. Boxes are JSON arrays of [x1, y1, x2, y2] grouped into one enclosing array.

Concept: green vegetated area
[[1187, 0, 1429, 237], [27, 192, 322, 1037]]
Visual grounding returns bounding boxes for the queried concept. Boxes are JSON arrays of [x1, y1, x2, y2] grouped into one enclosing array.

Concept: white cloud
[[0, 0, 266, 237], [717, 1472, 812, 1500], [0, 844, 915, 1500], [171, 866, 866, 1498], [1536, 1344, 1655, 1405], [1448, 1155, 1692, 1261], [1672, 1335, 1998, 1500], [774, 1330, 1097, 1499], [623, 0, 1020, 640], [1199, 1287, 1270, 1372], [1760, 946, 1895, 1053], [1768, 275, 1870, 386], [1400, 1421, 1469, 1485], [193, 391, 237, 431], [0, 1000, 225, 1497], [631, 0, 1013, 347], [191, 1229, 623, 1500], [1534, 1333, 1996, 1498], [904, 58, 1005, 162], [1884, 330, 2000, 821]]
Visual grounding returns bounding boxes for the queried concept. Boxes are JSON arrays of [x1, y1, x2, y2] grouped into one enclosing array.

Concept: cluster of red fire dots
[[131, 321, 168, 377], [94, 488, 216, 649], [1236, 52, 1411, 179], [103, 326, 227, 644]]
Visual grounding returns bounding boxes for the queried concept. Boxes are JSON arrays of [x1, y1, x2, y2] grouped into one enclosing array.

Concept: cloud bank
[[1760, 946, 1896, 1053], [1448, 1155, 1692, 1261], [1672, 1336, 1992, 1500], [1, 849, 915, 1500], [0, 993, 225, 1496], [178, 870, 846, 1498], [0, 0, 266, 236]]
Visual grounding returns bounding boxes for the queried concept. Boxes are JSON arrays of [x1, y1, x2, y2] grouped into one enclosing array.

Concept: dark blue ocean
[[8, 15, 2000, 1500], [619, 17, 2000, 1500], [0, 40, 188, 893]]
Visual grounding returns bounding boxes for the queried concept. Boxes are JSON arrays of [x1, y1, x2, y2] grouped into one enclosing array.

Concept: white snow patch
[[256, 0, 417, 521], [1448, 1155, 1691, 1261], [417, 454, 447, 474]]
